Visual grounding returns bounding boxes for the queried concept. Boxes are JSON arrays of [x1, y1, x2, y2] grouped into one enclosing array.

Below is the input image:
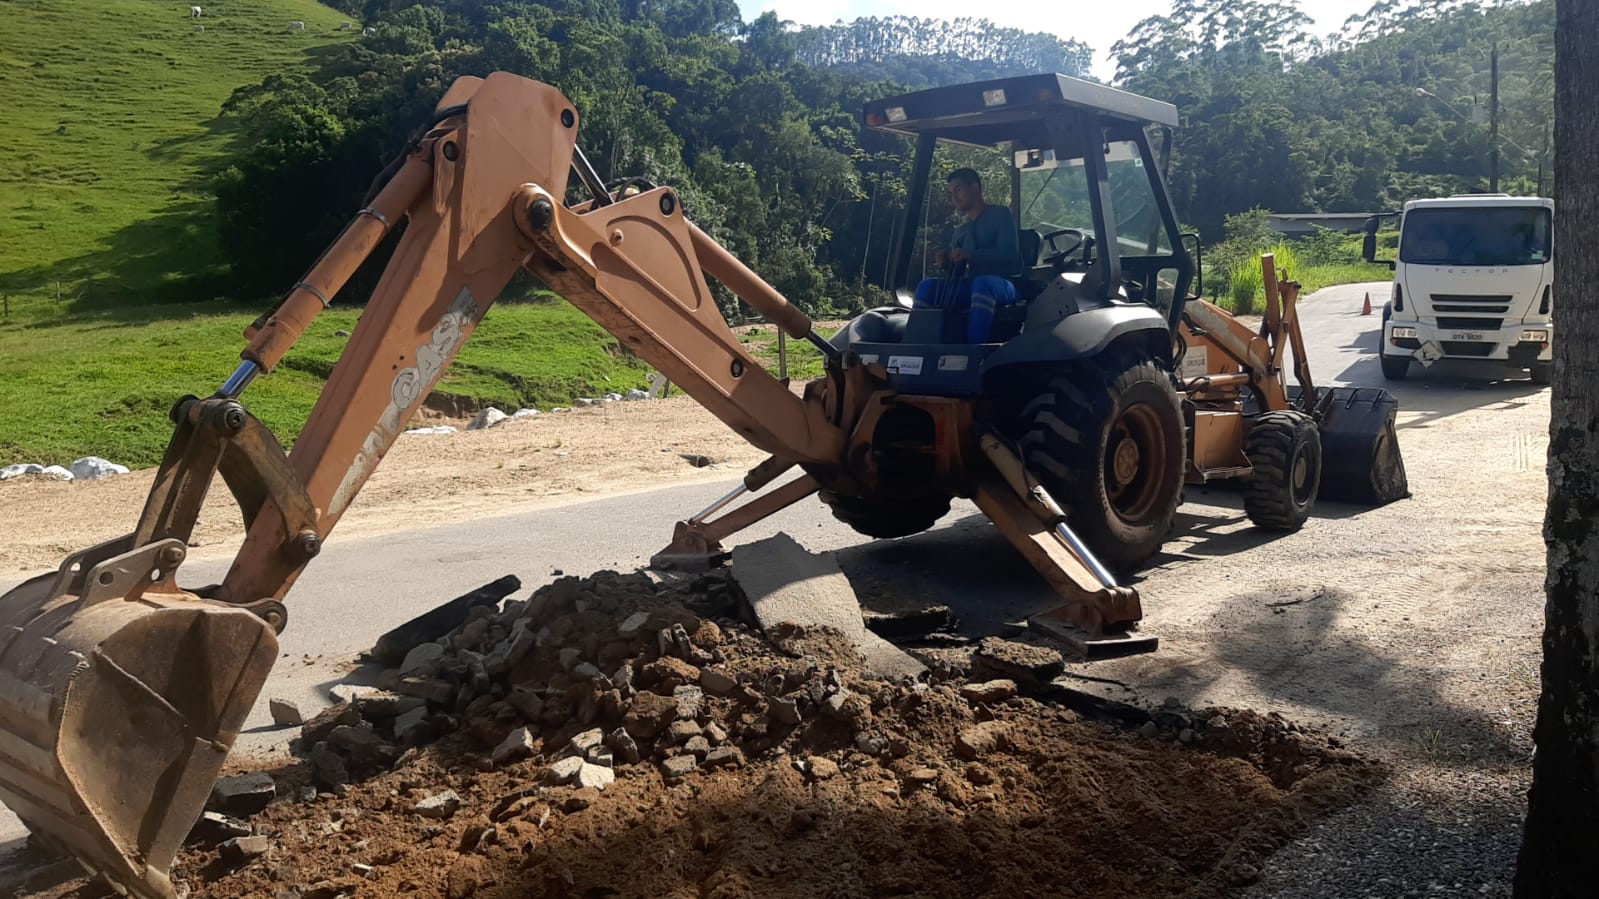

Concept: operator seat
[[1010, 228, 1047, 303]]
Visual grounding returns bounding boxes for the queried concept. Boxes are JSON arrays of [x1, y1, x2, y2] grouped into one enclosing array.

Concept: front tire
[[1380, 352, 1411, 380], [1529, 362, 1552, 385], [819, 490, 952, 540], [1009, 354, 1185, 573], [1243, 411, 1321, 531]]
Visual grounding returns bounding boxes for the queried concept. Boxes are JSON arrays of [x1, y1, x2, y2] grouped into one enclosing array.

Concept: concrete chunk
[[413, 790, 462, 819], [268, 698, 303, 728], [959, 679, 1018, 704], [731, 534, 924, 679], [618, 611, 651, 639], [492, 726, 537, 766], [393, 706, 430, 745], [699, 668, 738, 694], [328, 683, 379, 705], [220, 834, 270, 863], [569, 728, 605, 756], [973, 637, 1065, 683], [575, 763, 615, 791], [210, 772, 276, 816], [659, 755, 697, 780], [547, 756, 584, 784], [398, 642, 445, 676], [606, 728, 641, 764]]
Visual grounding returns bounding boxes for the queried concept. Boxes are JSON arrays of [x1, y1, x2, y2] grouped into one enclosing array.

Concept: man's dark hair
[[947, 168, 982, 188]]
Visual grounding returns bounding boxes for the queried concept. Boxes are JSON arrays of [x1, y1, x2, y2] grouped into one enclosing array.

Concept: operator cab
[[836, 74, 1196, 395]]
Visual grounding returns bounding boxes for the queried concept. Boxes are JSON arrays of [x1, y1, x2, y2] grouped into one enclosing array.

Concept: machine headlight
[[1390, 326, 1417, 339], [884, 106, 907, 123], [1520, 329, 1549, 343], [982, 89, 1007, 107]]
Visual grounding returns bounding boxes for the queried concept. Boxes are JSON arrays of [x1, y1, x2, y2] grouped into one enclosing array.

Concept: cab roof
[[863, 73, 1180, 149], [1403, 195, 1553, 211]]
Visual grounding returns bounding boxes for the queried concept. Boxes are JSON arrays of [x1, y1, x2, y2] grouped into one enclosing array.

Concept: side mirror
[[1180, 232, 1203, 297]]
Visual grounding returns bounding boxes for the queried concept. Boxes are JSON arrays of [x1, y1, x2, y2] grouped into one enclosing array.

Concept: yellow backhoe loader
[[0, 72, 1406, 897]]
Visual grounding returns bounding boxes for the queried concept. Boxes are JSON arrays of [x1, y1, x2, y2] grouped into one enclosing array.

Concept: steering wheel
[[1040, 228, 1088, 267]]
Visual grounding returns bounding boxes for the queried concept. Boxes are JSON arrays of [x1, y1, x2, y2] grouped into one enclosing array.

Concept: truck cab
[[1364, 195, 1554, 383]]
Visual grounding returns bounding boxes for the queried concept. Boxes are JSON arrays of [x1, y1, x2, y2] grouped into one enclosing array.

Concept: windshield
[[1016, 140, 1172, 255], [1399, 207, 1552, 266]]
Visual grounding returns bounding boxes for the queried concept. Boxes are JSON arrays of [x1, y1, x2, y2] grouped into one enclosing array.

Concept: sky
[[737, 0, 1378, 80]]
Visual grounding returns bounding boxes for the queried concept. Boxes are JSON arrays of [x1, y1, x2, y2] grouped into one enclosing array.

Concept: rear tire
[[1009, 354, 1185, 574], [1380, 352, 1410, 380], [819, 490, 952, 539], [1529, 362, 1552, 385], [1243, 411, 1321, 531]]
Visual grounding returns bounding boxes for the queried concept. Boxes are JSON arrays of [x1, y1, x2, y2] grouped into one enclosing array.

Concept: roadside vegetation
[[1204, 210, 1393, 314]]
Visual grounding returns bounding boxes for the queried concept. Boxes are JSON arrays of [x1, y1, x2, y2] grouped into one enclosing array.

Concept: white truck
[[1363, 194, 1554, 383]]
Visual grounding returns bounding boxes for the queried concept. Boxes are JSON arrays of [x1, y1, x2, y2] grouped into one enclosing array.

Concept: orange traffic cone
[[1362, 292, 1372, 315]]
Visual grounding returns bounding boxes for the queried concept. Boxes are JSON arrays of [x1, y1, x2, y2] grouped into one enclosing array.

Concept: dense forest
[[214, 0, 1554, 316]]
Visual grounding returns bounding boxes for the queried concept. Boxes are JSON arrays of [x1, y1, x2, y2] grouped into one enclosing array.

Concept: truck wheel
[[818, 490, 952, 539], [1243, 411, 1321, 531], [1530, 362, 1552, 385], [1380, 352, 1410, 380], [1010, 354, 1185, 574]]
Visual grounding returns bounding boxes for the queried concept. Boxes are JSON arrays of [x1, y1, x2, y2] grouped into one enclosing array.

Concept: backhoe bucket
[[1293, 386, 1410, 505], [0, 539, 277, 899]]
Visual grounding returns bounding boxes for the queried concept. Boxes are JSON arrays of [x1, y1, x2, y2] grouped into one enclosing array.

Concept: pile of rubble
[[284, 569, 895, 802], [141, 567, 1377, 899]]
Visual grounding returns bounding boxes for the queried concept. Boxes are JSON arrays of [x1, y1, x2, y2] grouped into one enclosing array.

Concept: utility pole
[[1490, 43, 1500, 192]]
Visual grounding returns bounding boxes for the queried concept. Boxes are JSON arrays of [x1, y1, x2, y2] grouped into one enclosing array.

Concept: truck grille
[[1431, 294, 1512, 313], [1435, 317, 1504, 330], [1440, 341, 1497, 357]]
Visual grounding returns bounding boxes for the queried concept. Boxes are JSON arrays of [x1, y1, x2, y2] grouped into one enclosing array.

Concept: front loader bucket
[[0, 542, 277, 899], [1292, 386, 1410, 505]]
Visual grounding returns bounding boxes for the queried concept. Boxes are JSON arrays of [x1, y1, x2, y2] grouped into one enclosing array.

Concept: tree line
[[210, 0, 1554, 315]]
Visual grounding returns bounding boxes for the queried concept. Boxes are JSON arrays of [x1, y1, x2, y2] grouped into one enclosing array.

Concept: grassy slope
[[0, 0, 355, 303], [0, 300, 650, 466]]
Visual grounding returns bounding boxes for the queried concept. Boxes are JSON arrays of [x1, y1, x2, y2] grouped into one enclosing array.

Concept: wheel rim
[[1290, 444, 1314, 506], [1103, 402, 1169, 524]]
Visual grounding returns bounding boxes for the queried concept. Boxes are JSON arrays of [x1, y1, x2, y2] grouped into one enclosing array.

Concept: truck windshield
[[1398, 207, 1552, 266]]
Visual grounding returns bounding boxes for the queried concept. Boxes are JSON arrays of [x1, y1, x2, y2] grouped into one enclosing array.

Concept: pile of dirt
[[42, 569, 1379, 899]]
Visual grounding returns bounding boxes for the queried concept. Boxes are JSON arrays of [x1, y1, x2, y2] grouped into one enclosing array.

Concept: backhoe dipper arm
[[221, 72, 849, 605]]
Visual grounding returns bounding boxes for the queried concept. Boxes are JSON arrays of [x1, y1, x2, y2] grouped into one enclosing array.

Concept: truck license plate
[[1450, 331, 1484, 341]]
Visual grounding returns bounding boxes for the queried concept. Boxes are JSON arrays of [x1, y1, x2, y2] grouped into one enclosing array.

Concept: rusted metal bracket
[[102, 396, 320, 628]]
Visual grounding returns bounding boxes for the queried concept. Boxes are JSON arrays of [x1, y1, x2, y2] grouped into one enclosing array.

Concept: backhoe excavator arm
[[0, 74, 866, 899], [0, 73, 1139, 899], [217, 73, 854, 606]]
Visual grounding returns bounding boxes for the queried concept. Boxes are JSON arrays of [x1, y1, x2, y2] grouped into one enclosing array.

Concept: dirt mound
[[35, 569, 1378, 899]]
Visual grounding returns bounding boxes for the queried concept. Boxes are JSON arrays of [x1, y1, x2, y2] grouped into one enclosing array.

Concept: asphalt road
[[0, 281, 1547, 883]]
